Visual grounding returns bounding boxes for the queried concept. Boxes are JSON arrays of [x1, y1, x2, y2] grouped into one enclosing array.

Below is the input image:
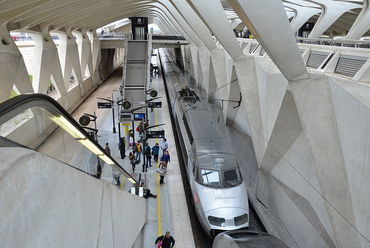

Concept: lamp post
[[112, 93, 116, 133], [79, 112, 101, 178]]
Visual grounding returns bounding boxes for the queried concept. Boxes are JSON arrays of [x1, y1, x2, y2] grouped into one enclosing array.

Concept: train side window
[[182, 115, 193, 144]]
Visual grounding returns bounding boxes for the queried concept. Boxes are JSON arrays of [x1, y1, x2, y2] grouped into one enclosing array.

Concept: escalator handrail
[[0, 93, 138, 185]]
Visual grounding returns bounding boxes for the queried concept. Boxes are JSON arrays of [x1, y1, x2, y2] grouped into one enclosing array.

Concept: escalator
[[0, 93, 137, 184], [0, 94, 146, 248]]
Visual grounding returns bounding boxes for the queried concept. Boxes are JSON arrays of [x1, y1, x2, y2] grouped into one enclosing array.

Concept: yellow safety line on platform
[[120, 176, 125, 190], [155, 111, 162, 236]]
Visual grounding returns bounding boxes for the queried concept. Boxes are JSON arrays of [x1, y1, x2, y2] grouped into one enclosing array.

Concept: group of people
[[101, 124, 175, 247], [128, 138, 169, 177]]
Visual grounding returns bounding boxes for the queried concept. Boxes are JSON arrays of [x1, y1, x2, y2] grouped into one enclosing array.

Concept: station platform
[[37, 64, 196, 247]]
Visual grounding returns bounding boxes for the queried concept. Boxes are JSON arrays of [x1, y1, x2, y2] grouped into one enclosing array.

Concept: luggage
[[156, 167, 167, 176]]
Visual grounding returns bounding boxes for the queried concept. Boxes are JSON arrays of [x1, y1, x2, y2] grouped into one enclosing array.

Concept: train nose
[[206, 208, 249, 229]]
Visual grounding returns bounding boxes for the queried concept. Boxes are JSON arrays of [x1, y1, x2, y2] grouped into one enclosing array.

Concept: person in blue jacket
[[160, 150, 170, 165], [151, 143, 160, 163]]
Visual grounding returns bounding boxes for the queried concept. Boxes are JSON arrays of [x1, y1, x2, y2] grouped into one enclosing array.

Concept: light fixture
[[50, 115, 135, 183], [79, 139, 104, 156], [50, 115, 103, 155], [99, 154, 114, 165], [128, 178, 136, 184], [50, 115, 84, 139]]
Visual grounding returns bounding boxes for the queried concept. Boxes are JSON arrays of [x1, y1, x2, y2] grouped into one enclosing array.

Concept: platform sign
[[146, 130, 165, 139], [134, 113, 146, 121], [120, 113, 132, 121], [148, 101, 162, 108], [97, 102, 112, 109]]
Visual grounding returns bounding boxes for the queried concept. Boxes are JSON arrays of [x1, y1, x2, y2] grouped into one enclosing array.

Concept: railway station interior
[[1, 0, 370, 247]]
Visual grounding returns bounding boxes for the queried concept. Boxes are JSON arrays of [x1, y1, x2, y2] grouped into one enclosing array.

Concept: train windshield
[[198, 168, 242, 188], [201, 169, 221, 187], [223, 169, 242, 187]]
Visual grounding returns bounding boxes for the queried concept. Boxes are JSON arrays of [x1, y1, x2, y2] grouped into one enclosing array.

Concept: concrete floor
[[37, 64, 195, 247]]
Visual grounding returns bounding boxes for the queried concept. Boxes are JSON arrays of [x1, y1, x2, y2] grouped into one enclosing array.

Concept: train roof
[[196, 152, 237, 171], [186, 109, 224, 140]]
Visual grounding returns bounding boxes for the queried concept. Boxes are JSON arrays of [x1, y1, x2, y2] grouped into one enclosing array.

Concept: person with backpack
[[152, 143, 160, 163], [129, 152, 136, 173], [136, 121, 144, 135], [135, 142, 142, 163], [145, 144, 152, 167], [155, 231, 175, 248]]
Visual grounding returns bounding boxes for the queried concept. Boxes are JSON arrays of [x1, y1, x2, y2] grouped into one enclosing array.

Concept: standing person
[[104, 143, 111, 156], [96, 162, 102, 179], [135, 142, 142, 163], [132, 142, 137, 154], [160, 150, 170, 165], [136, 121, 144, 135], [145, 144, 152, 167], [129, 152, 136, 173], [152, 143, 160, 163], [158, 161, 167, 184], [155, 231, 175, 248], [160, 138, 168, 155], [129, 129, 134, 145], [119, 137, 126, 159], [112, 167, 120, 186]]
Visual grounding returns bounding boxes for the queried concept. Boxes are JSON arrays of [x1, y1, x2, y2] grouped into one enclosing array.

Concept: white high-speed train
[[159, 49, 249, 237]]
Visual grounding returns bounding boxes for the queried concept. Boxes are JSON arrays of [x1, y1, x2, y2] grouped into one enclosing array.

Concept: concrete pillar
[[87, 30, 102, 85], [346, 0, 370, 39], [57, 30, 84, 95], [87, 30, 102, 77], [0, 23, 33, 102], [74, 30, 94, 85], [188, 0, 244, 60], [169, 0, 218, 92], [229, 0, 308, 81], [30, 26, 68, 108], [171, 0, 216, 50], [284, 2, 321, 33], [307, 0, 361, 38]]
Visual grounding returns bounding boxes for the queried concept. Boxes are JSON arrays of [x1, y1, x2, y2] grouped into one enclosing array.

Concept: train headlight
[[234, 213, 249, 226], [208, 216, 226, 227]]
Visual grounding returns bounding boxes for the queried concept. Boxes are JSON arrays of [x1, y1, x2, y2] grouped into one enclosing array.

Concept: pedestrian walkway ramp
[[0, 94, 146, 248]]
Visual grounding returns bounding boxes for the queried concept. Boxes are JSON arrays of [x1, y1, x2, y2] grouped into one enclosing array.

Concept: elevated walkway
[[99, 35, 188, 49]]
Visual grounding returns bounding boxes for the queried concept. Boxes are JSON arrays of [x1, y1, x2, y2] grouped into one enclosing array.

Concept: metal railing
[[0, 93, 138, 185], [296, 37, 370, 48]]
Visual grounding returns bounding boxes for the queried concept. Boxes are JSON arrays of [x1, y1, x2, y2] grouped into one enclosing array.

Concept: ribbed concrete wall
[[183, 43, 370, 248]]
